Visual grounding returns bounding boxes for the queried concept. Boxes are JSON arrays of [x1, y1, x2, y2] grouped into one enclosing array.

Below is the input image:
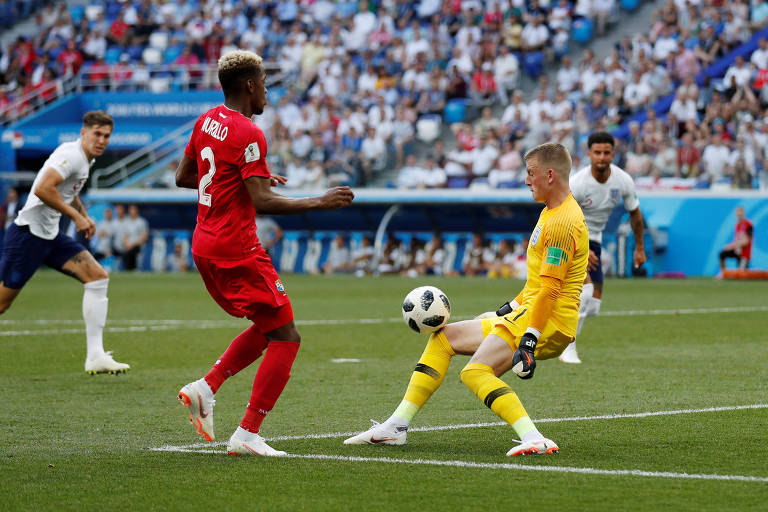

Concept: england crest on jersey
[[610, 188, 620, 203], [530, 225, 542, 246]]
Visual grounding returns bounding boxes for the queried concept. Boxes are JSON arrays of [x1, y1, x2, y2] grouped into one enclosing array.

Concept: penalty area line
[[153, 403, 768, 447], [146, 449, 768, 483]]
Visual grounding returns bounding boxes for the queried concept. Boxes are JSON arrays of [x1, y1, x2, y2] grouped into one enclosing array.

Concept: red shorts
[[193, 252, 293, 333]]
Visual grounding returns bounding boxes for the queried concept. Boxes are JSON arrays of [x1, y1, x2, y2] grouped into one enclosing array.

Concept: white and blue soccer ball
[[402, 286, 451, 334]]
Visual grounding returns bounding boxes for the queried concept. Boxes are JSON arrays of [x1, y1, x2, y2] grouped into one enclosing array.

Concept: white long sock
[[83, 278, 109, 360], [576, 283, 594, 335]]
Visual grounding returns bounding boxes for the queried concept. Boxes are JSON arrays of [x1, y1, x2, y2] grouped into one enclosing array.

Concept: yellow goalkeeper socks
[[389, 330, 455, 425], [460, 362, 536, 438]]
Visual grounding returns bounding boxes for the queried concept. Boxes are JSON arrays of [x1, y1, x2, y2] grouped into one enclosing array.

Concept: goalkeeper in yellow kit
[[345, 142, 589, 456]]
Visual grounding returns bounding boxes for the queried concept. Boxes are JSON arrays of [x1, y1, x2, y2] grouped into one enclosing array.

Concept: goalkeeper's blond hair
[[217, 50, 265, 95]]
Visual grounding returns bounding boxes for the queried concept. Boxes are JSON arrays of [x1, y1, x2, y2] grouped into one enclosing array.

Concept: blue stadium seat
[[104, 46, 122, 64], [446, 177, 470, 188], [69, 4, 85, 24], [444, 98, 467, 124], [620, 0, 640, 11], [163, 45, 183, 64], [572, 19, 593, 43], [523, 52, 544, 77]]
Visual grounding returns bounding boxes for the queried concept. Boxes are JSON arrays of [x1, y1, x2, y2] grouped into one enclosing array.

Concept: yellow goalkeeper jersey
[[519, 193, 589, 336]]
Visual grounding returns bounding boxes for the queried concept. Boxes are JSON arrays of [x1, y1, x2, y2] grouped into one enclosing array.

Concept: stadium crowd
[[2, 0, 768, 190]]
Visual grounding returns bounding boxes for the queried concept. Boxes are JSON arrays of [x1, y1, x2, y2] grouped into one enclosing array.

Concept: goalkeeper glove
[[496, 299, 520, 317], [512, 332, 537, 379]]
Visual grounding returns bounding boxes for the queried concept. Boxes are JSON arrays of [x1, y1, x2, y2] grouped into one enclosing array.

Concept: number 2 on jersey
[[198, 146, 216, 206]]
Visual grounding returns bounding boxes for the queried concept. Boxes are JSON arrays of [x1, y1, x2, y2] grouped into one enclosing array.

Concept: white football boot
[[178, 379, 216, 442], [343, 420, 408, 445], [85, 352, 130, 374], [507, 438, 559, 456], [559, 342, 582, 364], [227, 427, 287, 456]]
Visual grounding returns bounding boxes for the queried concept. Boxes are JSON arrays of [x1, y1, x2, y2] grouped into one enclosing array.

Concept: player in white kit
[[0, 111, 130, 374], [560, 131, 646, 363]]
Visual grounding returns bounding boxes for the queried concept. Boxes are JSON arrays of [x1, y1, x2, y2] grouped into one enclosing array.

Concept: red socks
[[240, 341, 300, 433], [204, 324, 268, 394]]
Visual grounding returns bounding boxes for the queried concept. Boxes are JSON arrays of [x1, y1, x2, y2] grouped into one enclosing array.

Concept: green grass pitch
[[1, 271, 767, 511]]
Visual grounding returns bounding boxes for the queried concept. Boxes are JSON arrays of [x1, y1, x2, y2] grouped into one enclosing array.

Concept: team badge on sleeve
[[244, 142, 260, 163], [545, 247, 567, 266], [275, 279, 285, 293]]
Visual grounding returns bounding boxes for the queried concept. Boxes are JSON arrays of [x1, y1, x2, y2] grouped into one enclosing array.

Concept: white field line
[[145, 450, 768, 483], [150, 404, 768, 482], [153, 404, 768, 449], [2, 305, 768, 337]]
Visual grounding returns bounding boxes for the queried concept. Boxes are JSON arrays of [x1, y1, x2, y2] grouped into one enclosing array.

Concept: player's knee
[[0, 297, 14, 314]]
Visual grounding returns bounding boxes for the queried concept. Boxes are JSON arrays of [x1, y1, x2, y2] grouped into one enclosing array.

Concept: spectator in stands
[[377, 237, 404, 275], [352, 236, 374, 276], [323, 235, 352, 274], [360, 126, 387, 185], [397, 154, 426, 189], [701, 133, 732, 183], [494, 45, 519, 105], [255, 215, 283, 260], [57, 39, 83, 78], [175, 45, 202, 89], [717, 206, 754, 278], [625, 141, 653, 177], [469, 62, 497, 106], [462, 232, 494, 276], [0, 187, 20, 232], [120, 204, 148, 271], [165, 240, 189, 273], [521, 14, 549, 52], [487, 239, 517, 279], [677, 132, 702, 178], [653, 138, 678, 178], [93, 207, 115, 263], [724, 56, 753, 91]]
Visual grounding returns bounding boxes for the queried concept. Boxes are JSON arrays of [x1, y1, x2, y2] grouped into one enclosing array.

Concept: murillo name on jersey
[[201, 116, 229, 141]]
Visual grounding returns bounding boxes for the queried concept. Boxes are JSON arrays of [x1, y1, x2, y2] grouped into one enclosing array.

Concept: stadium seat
[[572, 19, 593, 43], [163, 45, 183, 64], [69, 5, 85, 24], [446, 177, 470, 188], [523, 52, 544, 77], [444, 99, 467, 124], [620, 0, 640, 11], [104, 46, 122, 64]]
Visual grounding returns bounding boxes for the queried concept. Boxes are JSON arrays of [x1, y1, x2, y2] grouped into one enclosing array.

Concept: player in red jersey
[[175, 50, 354, 456], [717, 206, 753, 278]]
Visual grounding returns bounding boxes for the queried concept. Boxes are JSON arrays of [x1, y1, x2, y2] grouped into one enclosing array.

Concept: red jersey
[[185, 105, 271, 260], [735, 219, 753, 260]]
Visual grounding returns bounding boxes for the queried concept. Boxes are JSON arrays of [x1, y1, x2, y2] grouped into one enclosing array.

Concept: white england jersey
[[15, 139, 93, 240], [569, 164, 640, 244]]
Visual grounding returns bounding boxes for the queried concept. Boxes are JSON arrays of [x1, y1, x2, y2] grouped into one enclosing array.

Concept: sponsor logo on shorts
[[275, 279, 285, 292]]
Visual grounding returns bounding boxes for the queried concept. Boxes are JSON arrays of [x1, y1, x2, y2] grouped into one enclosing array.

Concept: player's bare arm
[[244, 176, 354, 215], [628, 207, 646, 267], [175, 154, 198, 189], [71, 195, 96, 240], [33, 168, 94, 238]]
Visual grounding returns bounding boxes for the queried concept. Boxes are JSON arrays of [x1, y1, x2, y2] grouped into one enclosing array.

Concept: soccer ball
[[402, 286, 451, 334]]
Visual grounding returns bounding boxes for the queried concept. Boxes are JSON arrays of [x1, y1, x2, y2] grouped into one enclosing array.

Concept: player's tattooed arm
[[629, 208, 646, 267], [175, 155, 198, 189]]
